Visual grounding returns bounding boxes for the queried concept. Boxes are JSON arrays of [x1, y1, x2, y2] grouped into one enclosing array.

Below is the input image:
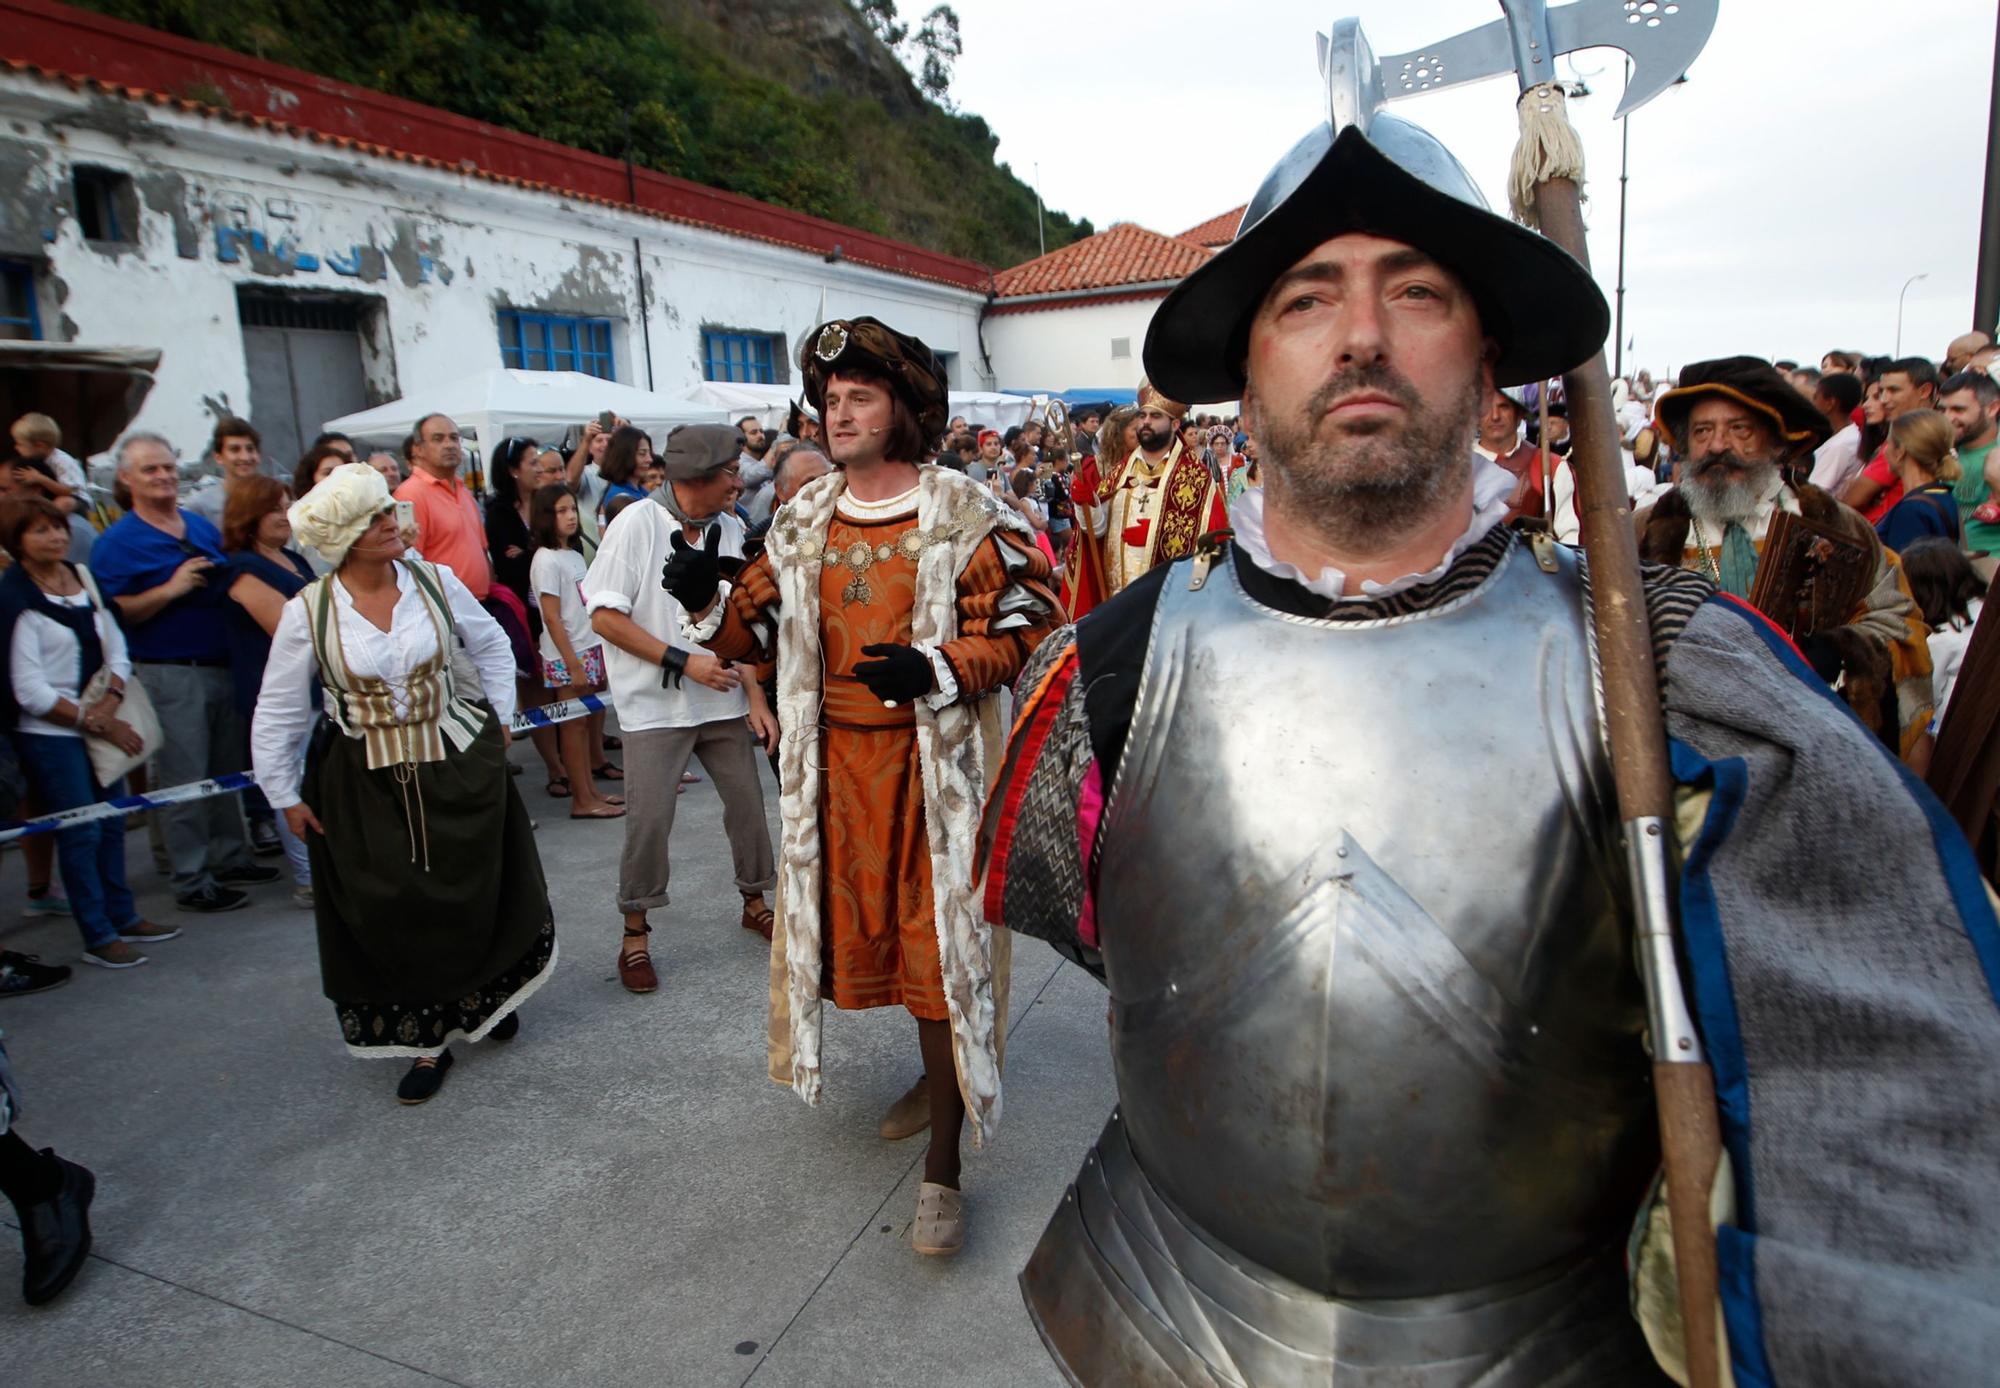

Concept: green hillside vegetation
[[72, 0, 1090, 267]]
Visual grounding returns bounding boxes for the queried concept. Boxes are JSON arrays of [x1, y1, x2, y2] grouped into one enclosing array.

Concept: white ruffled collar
[[1229, 455, 1515, 601]]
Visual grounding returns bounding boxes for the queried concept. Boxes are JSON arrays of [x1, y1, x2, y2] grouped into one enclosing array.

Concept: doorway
[[237, 290, 379, 471]]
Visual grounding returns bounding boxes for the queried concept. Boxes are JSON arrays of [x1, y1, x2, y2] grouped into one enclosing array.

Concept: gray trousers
[[618, 718, 776, 917], [141, 663, 254, 895]]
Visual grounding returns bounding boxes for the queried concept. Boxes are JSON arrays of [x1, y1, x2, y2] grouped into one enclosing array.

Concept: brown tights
[[917, 1017, 964, 1190]]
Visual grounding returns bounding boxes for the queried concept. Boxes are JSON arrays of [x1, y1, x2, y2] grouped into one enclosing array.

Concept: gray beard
[[1249, 365, 1485, 552], [1682, 455, 1781, 528]]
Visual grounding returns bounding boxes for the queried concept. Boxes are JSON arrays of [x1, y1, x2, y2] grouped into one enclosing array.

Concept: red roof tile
[[0, 0, 992, 290], [993, 223, 1212, 299], [1176, 205, 1247, 249]]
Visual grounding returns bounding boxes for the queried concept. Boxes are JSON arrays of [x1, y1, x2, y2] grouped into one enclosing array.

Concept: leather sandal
[[741, 897, 775, 942], [618, 924, 657, 994], [879, 1075, 930, 1140], [912, 1181, 964, 1256]]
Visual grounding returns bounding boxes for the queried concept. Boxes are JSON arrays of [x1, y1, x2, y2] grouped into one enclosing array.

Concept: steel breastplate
[[1095, 540, 1655, 1302]]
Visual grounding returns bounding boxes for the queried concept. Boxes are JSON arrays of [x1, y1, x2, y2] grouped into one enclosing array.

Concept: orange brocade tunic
[[709, 500, 1054, 1019]]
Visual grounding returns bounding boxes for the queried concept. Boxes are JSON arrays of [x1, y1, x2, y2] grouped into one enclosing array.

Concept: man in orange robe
[[666, 317, 1058, 1258], [1066, 380, 1229, 618]]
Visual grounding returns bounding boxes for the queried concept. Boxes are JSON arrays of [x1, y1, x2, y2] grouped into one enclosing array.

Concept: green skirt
[[303, 709, 556, 1059]]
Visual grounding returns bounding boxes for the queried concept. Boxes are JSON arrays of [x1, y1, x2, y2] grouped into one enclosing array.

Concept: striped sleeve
[[979, 627, 1104, 978], [936, 528, 1062, 701]]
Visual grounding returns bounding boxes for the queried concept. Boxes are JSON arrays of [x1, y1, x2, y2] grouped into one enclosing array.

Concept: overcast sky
[[944, 0, 1997, 374]]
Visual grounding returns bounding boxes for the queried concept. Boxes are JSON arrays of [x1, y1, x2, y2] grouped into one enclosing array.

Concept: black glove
[[661, 525, 723, 610], [659, 647, 688, 689], [852, 642, 935, 707]]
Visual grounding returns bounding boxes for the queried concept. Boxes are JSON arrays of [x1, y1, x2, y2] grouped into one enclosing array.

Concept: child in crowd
[[529, 484, 621, 819], [1900, 536, 1986, 723]]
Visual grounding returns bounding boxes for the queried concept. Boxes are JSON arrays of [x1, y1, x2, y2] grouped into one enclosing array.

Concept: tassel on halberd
[[1509, 81, 1587, 228]]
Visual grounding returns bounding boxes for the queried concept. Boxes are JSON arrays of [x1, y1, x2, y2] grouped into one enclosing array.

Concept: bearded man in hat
[[1636, 357, 1936, 760], [1063, 381, 1228, 618], [664, 317, 1059, 1257], [982, 110, 2000, 1387]]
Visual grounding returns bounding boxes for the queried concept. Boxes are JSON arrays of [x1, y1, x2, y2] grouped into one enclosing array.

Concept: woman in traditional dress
[[251, 464, 556, 1105]]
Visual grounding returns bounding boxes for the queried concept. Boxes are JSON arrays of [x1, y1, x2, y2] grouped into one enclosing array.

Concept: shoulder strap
[[75, 565, 107, 613]]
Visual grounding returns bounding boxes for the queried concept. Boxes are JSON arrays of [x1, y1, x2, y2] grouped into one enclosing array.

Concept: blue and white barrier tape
[[0, 694, 615, 843]]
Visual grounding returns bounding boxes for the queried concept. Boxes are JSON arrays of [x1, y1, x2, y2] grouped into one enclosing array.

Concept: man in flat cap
[[582, 423, 777, 996], [982, 104, 2000, 1387], [664, 317, 1059, 1257], [1064, 380, 1228, 619], [1637, 356, 1935, 760]]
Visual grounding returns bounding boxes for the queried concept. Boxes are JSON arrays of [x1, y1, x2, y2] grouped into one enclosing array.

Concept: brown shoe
[[81, 941, 148, 970], [741, 896, 774, 942], [912, 1181, 964, 1256], [618, 925, 657, 994], [878, 1075, 930, 1141]]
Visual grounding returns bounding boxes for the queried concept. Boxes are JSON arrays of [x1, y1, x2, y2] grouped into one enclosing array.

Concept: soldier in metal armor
[[980, 102, 2000, 1388]]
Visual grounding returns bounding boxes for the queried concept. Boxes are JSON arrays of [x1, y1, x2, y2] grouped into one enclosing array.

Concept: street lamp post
[[1614, 58, 1631, 382], [1896, 272, 1929, 356]]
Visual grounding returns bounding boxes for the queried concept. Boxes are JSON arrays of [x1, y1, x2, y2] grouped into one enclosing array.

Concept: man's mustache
[[1687, 449, 1752, 479], [1306, 364, 1423, 419]]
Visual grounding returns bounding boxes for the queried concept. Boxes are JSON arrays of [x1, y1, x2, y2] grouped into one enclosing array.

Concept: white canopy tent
[[679, 380, 1041, 433], [322, 369, 729, 450]]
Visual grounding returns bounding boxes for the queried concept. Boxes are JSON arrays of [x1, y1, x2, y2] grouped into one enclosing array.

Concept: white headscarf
[[289, 462, 392, 568]]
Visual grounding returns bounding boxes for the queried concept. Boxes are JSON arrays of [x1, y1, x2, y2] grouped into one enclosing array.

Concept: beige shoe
[[912, 1181, 963, 1256], [878, 1075, 930, 1140]]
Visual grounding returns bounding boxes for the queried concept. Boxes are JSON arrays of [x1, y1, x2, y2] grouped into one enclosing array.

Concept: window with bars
[[498, 309, 616, 379], [0, 261, 41, 341], [701, 329, 781, 384]]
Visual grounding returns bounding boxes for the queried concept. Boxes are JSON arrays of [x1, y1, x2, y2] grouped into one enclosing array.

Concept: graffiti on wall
[[209, 192, 450, 286]]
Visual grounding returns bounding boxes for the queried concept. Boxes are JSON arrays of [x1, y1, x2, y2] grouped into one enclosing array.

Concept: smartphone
[[596, 410, 618, 433], [393, 500, 415, 532]]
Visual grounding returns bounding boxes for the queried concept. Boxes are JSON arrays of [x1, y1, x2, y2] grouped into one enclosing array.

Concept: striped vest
[[303, 558, 489, 771]]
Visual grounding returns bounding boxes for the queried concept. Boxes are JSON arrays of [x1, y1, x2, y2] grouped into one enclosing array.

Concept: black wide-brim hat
[[800, 317, 950, 440], [1653, 356, 1831, 452], [1144, 117, 1610, 401]]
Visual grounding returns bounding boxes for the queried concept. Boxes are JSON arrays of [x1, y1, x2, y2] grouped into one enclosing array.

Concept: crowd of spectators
[[1, 328, 1998, 988]]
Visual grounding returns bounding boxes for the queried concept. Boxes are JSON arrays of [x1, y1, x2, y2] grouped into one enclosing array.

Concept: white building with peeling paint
[[0, 0, 999, 468]]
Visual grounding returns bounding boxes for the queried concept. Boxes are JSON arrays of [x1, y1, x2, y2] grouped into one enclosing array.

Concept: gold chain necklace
[[1686, 513, 1724, 585]]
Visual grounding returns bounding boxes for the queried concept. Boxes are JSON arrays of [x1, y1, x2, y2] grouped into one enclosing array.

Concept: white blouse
[[250, 563, 517, 809], [8, 577, 134, 739]]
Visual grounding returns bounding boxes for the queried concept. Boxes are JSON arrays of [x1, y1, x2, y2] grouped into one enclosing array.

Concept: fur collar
[[763, 465, 1030, 1145]]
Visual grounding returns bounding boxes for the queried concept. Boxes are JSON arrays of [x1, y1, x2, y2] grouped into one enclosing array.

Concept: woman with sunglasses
[[251, 464, 556, 1106]]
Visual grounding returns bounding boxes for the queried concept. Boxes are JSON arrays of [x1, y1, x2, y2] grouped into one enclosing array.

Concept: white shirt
[[581, 500, 749, 731], [530, 546, 601, 664], [1929, 597, 1983, 724], [1230, 457, 1515, 601], [251, 563, 516, 809], [1808, 422, 1864, 495], [44, 448, 88, 493], [8, 574, 132, 739]]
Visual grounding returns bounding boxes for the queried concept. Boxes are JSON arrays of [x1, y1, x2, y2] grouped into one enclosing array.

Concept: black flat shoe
[[18, 1150, 94, 1306], [489, 1012, 520, 1042], [396, 1048, 454, 1105]]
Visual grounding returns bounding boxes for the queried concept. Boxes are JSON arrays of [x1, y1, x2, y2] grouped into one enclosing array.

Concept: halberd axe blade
[[1318, 0, 1717, 130]]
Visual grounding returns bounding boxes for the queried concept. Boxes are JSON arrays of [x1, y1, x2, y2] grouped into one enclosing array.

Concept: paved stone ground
[[0, 744, 1114, 1387]]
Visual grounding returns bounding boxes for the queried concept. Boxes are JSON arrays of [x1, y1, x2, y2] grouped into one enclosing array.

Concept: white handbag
[[76, 569, 163, 787]]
